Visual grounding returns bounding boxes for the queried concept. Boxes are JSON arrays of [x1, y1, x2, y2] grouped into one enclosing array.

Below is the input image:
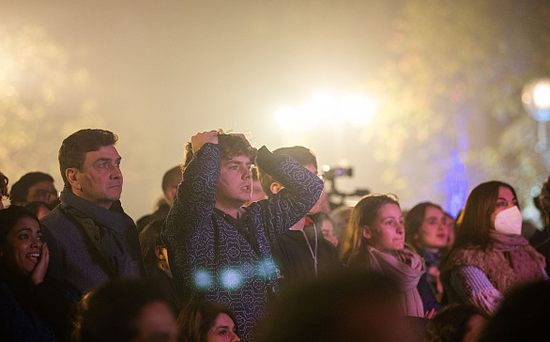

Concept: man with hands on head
[[162, 130, 324, 342]]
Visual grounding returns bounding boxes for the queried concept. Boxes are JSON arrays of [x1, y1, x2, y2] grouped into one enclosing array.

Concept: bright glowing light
[[220, 269, 244, 290], [522, 78, 550, 122], [275, 92, 377, 132], [534, 84, 550, 108], [194, 270, 213, 290]]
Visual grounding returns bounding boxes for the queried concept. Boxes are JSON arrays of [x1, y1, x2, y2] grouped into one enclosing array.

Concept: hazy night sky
[[3, 1, 452, 218]]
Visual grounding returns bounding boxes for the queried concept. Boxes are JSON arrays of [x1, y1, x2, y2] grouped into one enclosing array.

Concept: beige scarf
[[363, 246, 426, 317]]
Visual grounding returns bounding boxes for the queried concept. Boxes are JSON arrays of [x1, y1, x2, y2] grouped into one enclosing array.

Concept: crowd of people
[[1, 127, 549, 342]]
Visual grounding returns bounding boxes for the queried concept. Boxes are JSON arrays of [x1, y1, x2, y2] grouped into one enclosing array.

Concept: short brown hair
[[258, 146, 317, 197], [58, 129, 118, 190]]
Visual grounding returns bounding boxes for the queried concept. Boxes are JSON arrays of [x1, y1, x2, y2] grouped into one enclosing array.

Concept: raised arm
[[253, 146, 324, 239], [161, 132, 221, 299]]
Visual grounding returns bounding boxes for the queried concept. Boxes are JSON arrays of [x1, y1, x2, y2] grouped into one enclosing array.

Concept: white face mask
[[494, 206, 522, 235]]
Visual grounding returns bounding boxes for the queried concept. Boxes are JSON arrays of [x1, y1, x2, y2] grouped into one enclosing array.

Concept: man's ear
[[270, 182, 284, 195], [165, 187, 178, 205], [65, 168, 81, 192], [362, 225, 372, 239], [155, 246, 166, 260]]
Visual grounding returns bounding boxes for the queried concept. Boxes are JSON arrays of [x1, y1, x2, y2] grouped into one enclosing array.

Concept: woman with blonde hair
[[341, 194, 437, 317]]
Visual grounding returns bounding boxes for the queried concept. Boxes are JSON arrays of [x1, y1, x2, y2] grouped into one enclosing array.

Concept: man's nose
[[111, 166, 122, 179]]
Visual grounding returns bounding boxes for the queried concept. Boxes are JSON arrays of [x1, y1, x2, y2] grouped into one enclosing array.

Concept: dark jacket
[[0, 265, 79, 342], [271, 222, 343, 289], [41, 190, 144, 295]]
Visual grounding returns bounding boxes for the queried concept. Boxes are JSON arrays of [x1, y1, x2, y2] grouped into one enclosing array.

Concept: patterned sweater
[[162, 143, 323, 342]]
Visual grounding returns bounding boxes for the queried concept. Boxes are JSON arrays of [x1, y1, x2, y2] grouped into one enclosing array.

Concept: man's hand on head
[[191, 130, 219, 153]]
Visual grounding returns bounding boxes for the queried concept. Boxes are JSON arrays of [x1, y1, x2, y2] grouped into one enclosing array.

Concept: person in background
[[340, 194, 439, 317], [140, 217, 180, 314], [445, 212, 456, 249], [405, 202, 448, 297], [256, 270, 424, 342], [41, 128, 144, 295], [477, 281, 550, 342], [440, 181, 547, 316], [259, 146, 342, 288], [330, 204, 353, 252], [0, 171, 8, 210], [10, 171, 58, 206], [178, 300, 240, 342], [425, 304, 488, 342], [25, 201, 53, 220], [310, 212, 339, 247], [534, 175, 550, 275], [137, 164, 183, 233], [73, 278, 178, 342], [243, 167, 267, 206], [0, 205, 78, 342]]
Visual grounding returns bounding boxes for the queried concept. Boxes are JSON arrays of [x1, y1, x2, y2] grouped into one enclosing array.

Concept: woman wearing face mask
[[440, 181, 547, 315], [340, 194, 438, 317], [0, 205, 78, 342]]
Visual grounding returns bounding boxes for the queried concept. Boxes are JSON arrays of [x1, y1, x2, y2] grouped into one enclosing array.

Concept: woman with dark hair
[[440, 181, 547, 315], [405, 202, 448, 297], [340, 194, 438, 317], [178, 300, 240, 342], [0, 205, 77, 341]]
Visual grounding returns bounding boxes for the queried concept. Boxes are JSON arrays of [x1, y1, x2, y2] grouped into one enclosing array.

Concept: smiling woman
[[0, 205, 78, 342]]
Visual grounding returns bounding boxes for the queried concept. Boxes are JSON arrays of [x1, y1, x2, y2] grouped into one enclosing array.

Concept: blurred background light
[[220, 269, 244, 291], [275, 92, 377, 133], [194, 269, 213, 290]]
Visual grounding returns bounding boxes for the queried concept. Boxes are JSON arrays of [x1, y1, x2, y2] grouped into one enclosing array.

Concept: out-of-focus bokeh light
[[534, 84, 550, 108], [256, 258, 278, 279], [275, 92, 377, 133], [522, 78, 550, 122], [194, 269, 213, 290], [220, 269, 244, 290]]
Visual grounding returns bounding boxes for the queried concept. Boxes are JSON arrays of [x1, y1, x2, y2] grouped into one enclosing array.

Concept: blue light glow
[[194, 270, 213, 290], [256, 258, 278, 279], [220, 269, 244, 290]]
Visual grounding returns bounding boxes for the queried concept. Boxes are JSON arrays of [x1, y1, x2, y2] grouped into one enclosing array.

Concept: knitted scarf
[[489, 231, 546, 285], [59, 188, 135, 274], [362, 246, 425, 317]]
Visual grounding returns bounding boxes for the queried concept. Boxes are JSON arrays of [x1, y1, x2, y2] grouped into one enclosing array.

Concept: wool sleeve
[[161, 142, 220, 301], [449, 266, 503, 315], [252, 146, 324, 241]]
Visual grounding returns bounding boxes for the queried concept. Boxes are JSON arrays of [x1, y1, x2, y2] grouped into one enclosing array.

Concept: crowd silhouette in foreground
[[1, 128, 549, 342]]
